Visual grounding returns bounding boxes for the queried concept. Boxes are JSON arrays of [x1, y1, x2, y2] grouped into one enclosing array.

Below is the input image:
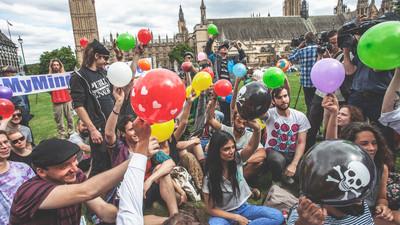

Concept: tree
[[25, 63, 40, 75], [39, 46, 77, 74], [168, 43, 194, 65]]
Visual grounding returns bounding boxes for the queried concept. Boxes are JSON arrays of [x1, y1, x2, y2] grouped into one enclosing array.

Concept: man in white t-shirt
[[246, 87, 310, 184]]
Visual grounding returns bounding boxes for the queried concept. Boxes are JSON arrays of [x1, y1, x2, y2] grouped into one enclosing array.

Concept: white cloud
[[0, 0, 384, 64]]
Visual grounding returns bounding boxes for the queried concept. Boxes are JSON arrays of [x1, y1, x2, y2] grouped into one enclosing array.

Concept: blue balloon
[[0, 86, 13, 100], [228, 61, 235, 74], [225, 94, 232, 104], [233, 63, 247, 78]]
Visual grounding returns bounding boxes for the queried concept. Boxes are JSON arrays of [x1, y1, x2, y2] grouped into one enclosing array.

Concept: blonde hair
[[48, 59, 65, 74]]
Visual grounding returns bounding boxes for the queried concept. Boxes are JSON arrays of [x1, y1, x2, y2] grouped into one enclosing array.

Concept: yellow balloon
[[186, 85, 201, 98], [192, 71, 212, 92], [151, 120, 175, 142], [256, 118, 266, 130]]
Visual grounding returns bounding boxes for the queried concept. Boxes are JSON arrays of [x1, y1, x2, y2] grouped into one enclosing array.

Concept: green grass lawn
[[28, 75, 306, 143]]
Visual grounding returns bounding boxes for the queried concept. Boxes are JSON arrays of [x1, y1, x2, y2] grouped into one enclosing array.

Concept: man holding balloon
[[70, 39, 114, 177], [205, 24, 246, 126]]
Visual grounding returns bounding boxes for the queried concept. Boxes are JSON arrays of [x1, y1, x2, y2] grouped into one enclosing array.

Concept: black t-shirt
[[9, 151, 32, 168], [80, 67, 114, 119], [219, 59, 230, 80]]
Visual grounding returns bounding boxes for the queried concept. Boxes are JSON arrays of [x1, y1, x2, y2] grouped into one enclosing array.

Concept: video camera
[[317, 31, 334, 55], [338, 12, 400, 49], [290, 35, 305, 48]]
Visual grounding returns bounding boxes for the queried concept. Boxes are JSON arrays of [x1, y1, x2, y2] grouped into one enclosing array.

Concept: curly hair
[[341, 105, 365, 123], [340, 122, 394, 170], [48, 59, 65, 74]]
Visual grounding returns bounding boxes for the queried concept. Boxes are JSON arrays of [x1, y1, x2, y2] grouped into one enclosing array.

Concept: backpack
[[171, 166, 201, 202]]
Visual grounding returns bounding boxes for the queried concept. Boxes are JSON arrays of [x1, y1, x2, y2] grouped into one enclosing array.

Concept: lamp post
[[17, 35, 26, 73]]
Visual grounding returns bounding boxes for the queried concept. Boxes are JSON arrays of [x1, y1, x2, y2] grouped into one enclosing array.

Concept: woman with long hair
[[203, 128, 284, 225], [341, 122, 400, 225], [322, 94, 364, 139]]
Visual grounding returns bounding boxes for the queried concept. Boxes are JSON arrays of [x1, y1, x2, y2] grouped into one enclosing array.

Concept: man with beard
[[246, 88, 310, 185], [70, 39, 114, 177], [69, 119, 91, 172], [205, 35, 246, 126], [48, 59, 74, 139]]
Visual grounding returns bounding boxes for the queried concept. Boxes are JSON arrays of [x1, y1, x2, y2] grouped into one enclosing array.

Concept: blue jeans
[[208, 203, 284, 225]]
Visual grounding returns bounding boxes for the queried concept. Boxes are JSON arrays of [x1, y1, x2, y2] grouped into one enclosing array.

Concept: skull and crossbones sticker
[[236, 86, 247, 108], [326, 161, 370, 200]]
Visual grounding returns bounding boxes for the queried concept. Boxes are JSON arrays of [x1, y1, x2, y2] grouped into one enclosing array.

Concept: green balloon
[[263, 67, 285, 89], [357, 21, 400, 70], [207, 24, 219, 35], [116, 33, 136, 51]]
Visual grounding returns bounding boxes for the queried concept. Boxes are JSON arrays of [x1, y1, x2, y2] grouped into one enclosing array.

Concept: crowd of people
[[1, 20, 400, 225]]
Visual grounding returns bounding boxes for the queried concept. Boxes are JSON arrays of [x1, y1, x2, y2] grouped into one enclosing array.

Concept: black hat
[[31, 138, 80, 168], [218, 41, 230, 50], [89, 39, 110, 55]]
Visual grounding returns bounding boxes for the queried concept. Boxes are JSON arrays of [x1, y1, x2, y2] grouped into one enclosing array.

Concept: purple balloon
[[0, 86, 13, 100], [311, 58, 345, 94]]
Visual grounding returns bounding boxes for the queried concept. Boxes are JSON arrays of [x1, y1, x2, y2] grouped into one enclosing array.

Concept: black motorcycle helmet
[[299, 140, 376, 207], [235, 82, 271, 120]]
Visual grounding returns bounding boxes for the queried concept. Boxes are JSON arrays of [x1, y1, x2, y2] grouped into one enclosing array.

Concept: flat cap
[[31, 138, 80, 168]]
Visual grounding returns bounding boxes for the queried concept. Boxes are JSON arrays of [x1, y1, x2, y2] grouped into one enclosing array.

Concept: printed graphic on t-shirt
[[266, 122, 300, 153], [90, 78, 111, 99]]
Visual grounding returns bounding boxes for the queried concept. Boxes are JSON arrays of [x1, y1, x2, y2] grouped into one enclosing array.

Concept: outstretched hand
[[296, 197, 326, 225]]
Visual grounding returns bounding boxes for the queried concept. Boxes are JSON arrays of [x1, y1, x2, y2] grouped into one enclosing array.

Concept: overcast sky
[[0, 0, 383, 64]]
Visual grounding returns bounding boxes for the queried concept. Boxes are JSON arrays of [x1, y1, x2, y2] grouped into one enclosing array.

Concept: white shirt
[[116, 153, 147, 225], [380, 108, 400, 134], [264, 107, 310, 154], [221, 124, 263, 150]]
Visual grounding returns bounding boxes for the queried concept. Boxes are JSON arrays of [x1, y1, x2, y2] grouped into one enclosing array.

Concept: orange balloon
[[138, 58, 151, 71]]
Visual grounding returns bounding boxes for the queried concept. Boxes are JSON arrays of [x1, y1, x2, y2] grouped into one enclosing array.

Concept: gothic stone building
[[0, 31, 19, 73], [68, 0, 396, 69]]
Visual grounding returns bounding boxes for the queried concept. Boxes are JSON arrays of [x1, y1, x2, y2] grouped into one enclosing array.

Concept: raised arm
[[230, 78, 241, 123], [240, 119, 261, 162], [105, 87, 125, 145], [206, 95, 222, 130], [322, 94, 339, 140], [39, 159, 130, 210], [382, 68, 400, 113], [173, 92, 195, 141]]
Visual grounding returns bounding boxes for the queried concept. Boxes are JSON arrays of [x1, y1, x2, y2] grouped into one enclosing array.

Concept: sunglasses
[[12, 113, 22, 118], [98, 54, 110, 61], [11, 136, 25, 145]]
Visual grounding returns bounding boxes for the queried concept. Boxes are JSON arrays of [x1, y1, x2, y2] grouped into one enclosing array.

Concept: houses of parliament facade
[[68, 0, 396, 69]]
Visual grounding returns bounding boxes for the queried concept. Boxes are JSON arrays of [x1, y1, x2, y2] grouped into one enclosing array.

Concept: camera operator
[[342, 35, 393, 124], [288, 32, 318, 116], [306, 30, 349, 149]]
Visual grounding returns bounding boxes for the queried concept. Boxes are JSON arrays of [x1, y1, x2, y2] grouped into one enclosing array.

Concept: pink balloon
[[311, 58, 345, 94], [197, 52, 207, 61]]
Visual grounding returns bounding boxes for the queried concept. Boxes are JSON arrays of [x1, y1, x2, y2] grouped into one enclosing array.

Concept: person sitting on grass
[[203, 129, 284, 225], [105, 87, 179, 218], [0, 130, 35, 225], [7, 130, 33, 167]]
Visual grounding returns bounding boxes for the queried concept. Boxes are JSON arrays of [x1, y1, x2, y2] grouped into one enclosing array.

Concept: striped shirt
[[9, 170, 86, 225], [287, 201, 375, 225], [288, 45, 318, 88]]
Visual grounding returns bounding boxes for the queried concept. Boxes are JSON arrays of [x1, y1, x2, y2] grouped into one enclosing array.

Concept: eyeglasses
[[98, 54, 109, 61], [12, 113, 22, 118], [11, 136, 25, 145]]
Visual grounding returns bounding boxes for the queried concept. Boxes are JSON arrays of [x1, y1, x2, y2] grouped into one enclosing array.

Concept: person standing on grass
[[48, 59, 74, 139], [0, 130, 35, 225], [70, 39, 114, 177]]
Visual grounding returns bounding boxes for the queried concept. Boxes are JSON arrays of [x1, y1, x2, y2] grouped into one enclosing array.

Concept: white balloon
[[107, 62, 132, 87]]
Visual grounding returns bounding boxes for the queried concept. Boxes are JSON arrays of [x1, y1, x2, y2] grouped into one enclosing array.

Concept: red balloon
[[202, 67, 214, 79], [214, 79, 233, 97], [131, 69, 186, 123], [80, 37, 89, 48], [0, 98, 15, 119], [181, 62, 192, 73], [137, 29, 152, 45]]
